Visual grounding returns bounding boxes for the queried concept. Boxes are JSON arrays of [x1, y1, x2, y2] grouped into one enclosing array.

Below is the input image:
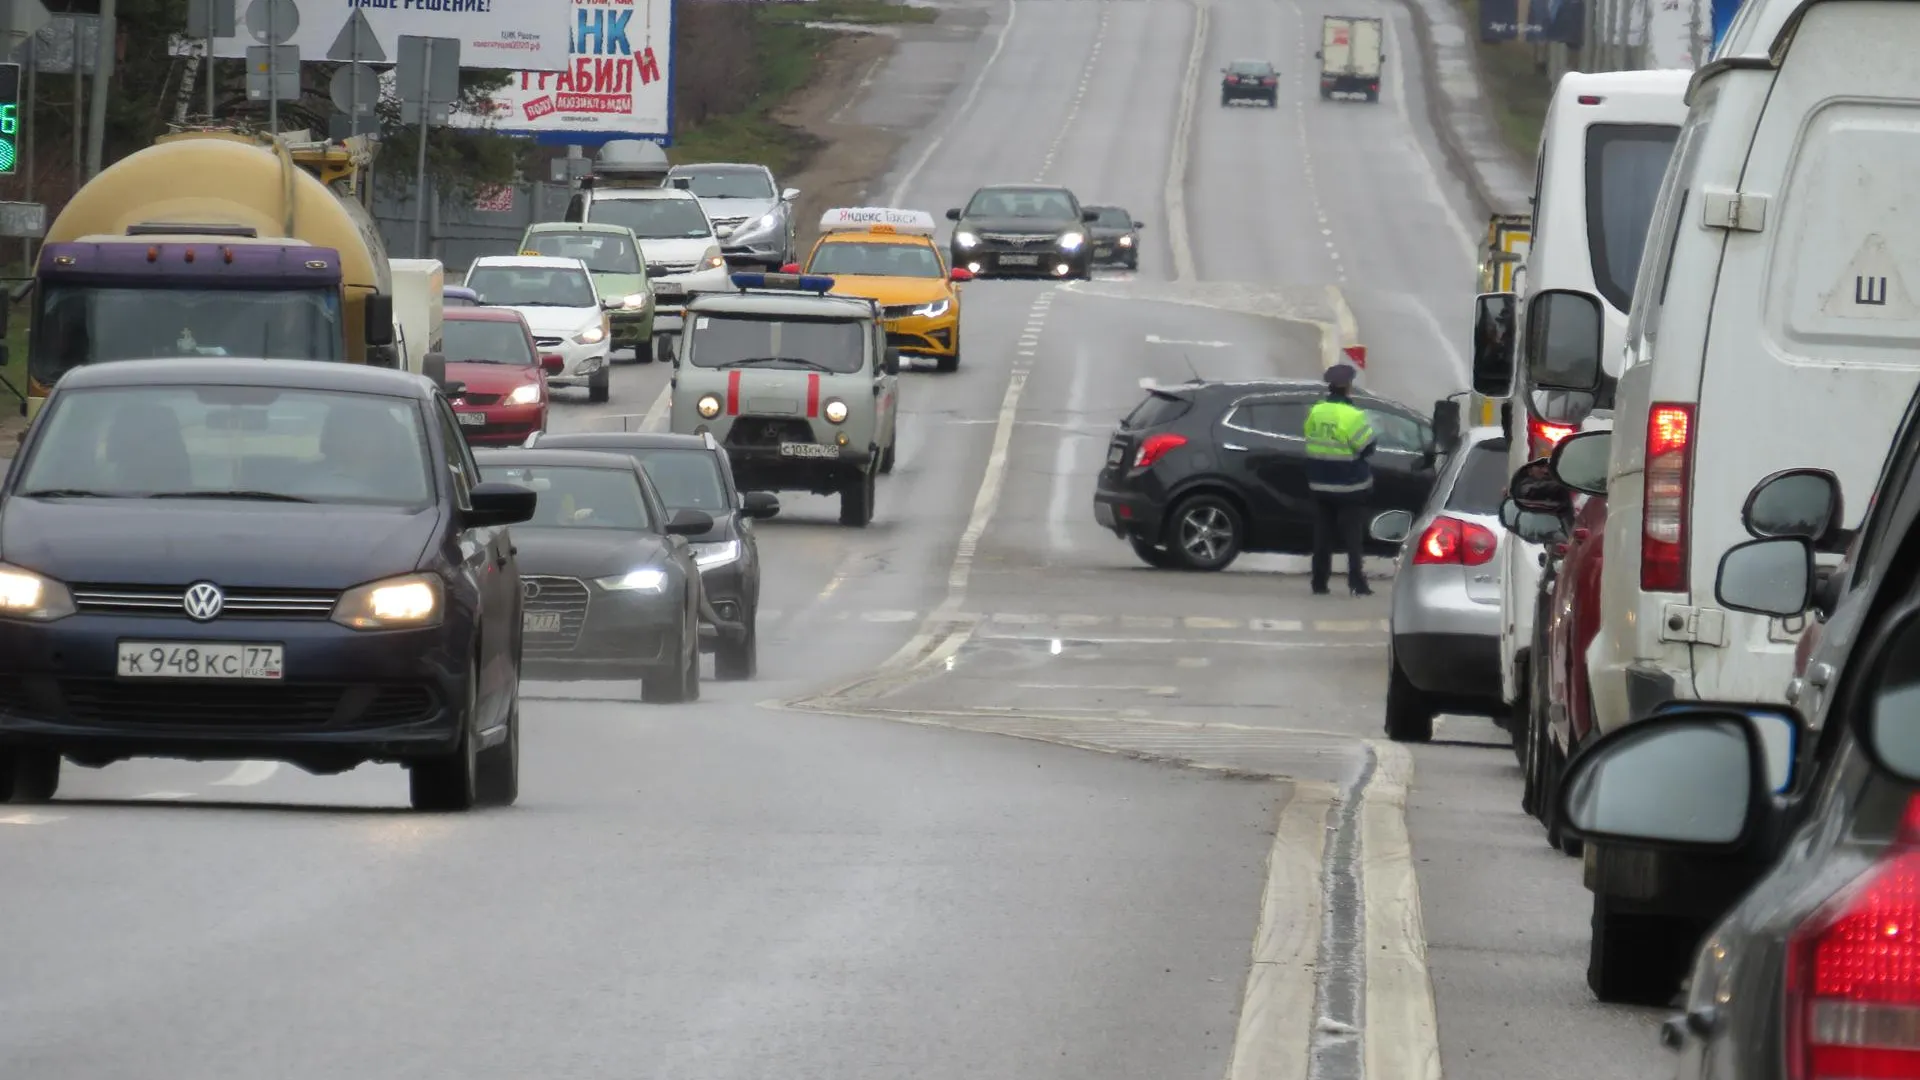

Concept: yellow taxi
[[783, 208, 970, 373]]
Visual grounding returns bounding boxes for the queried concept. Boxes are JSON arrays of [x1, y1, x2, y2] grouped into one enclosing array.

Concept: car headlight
[[697, 393, 723, 419], [505, 383, 543, 406], [824, 398, 849, 424], [596, 568, 668, 592], [620, 292, 650, 310], [575, 322, 607, 345], [912, 298, 952, 319], [692, 539, 741, 570], [704, 247, 725, 269], [733, 211, 781, 240], [954, 230, 979, 248], [1119, 235, 1134, 247], [0, 563, 75, 621], [331, 572, 442, 630], [1058, 231, 1085, 250]]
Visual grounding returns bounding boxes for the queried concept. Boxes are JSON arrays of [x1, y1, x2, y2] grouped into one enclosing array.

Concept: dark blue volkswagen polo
[[0, 359, 536, 811]]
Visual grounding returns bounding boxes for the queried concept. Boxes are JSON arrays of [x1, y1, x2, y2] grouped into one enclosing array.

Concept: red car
[[442, 306, 562, 446], [1527, 491, 1607, 852]]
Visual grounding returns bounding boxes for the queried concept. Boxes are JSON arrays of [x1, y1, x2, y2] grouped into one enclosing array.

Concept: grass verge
[[1456, 0, 1554, 157], [667, 0, 933, 175]]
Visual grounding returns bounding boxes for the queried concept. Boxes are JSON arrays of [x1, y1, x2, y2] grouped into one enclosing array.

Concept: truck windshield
[[689, 315, 867, 375], [30, 285, 343, 385], [589, 198, 713, 240], [1585, 123, 1681, 313]]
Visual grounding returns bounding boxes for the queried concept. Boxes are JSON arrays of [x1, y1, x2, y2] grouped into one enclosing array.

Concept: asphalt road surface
[[1, 0, 1674, 1077]]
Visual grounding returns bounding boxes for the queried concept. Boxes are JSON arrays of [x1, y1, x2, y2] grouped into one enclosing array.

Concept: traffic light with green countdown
[[0, 63, 18, 175]]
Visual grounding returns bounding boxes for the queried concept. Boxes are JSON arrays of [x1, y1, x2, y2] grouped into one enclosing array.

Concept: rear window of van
[[1586, 123, 1681, 312]]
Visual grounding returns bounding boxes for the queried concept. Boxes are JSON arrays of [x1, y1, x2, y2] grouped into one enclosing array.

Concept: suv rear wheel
[[1167, 494, 1242, 571]]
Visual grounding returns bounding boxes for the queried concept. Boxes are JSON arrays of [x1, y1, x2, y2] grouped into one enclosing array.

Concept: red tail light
[[1412, 516, 1499, 566], [1577, 94, 1605, 105], [1134, 433, 1188, 469], [1528, 417, 1575, 459], [1785, 794, 1920, 1080], [1261, 77, 1276, 85], [1640, 403, 1694, 592]]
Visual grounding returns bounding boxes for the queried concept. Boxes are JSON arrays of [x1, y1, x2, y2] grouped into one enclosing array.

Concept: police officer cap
[[1324, 362, 1358, 387]]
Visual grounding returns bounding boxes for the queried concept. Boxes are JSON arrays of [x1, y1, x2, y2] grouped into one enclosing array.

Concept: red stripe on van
[[806, 373, 821, 417], [726, 371, 741, 416]]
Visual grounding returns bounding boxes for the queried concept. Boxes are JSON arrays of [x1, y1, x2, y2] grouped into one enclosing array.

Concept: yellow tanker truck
[[21, 129, 398, 416]]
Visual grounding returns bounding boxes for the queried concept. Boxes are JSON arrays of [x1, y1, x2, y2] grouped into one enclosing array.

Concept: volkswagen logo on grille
[[523, 580, 541, 600], [182, 582, 225, 621]]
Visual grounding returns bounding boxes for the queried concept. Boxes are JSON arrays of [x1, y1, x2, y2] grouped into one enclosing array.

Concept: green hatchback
[[517, 222, 655, 356]]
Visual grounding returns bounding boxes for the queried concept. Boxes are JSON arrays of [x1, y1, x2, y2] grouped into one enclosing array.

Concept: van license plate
[[999, 254, 1040, 266], [780, 442, 839, 459], [524, 612, 562, 633]]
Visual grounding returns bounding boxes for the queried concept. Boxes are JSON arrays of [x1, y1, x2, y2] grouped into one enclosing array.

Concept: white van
[[1469, 70, 1690, 749]]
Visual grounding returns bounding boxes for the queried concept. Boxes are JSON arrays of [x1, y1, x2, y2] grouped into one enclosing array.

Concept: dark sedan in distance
[[1093, 379, 1456, 571], [1084, 206, 1143, 270], [947, 184, 1099, 280], [527, 430, 777, 679], [0, 359, 536, 811], [1222, 59, 1279, 106], [474, 448, 711, 702]]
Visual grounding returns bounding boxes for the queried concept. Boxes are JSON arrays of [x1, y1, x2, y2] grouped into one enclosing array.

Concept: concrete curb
[[1391, 0, 1535, 217]]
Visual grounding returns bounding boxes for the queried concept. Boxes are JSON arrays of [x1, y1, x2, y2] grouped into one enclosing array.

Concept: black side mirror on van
[[364, 293, 395, 347], [1525, 288, 1604, 392], [1471, 292, 1517, 398], [1742, 468, 1844, 547], [1548, 430, 1610, 496], [1430, 398, 1462, 453], [1507, 458, 1569, 514]]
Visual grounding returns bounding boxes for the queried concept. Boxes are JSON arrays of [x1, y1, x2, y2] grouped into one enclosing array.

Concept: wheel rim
[[1179, 505, 1232, 562]]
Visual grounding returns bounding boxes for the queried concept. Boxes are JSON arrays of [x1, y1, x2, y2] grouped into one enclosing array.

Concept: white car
[[564, 186, 733, 342], [464, 255, 615, 403]]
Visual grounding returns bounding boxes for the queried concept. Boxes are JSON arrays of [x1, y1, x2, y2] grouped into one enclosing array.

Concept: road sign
[[328, 63, 378, 115], [211, 3, 568, 72], [1343, 344, 1367, 369], [185, 0, 235, 39], [244, 44, 299, 103], [0, 201, 46, 238], [0, 0, 50, 39], [0, 63, 17, 176], [16, 14, 101, 75], [396, 35, 460, 127], [325, 8, 383, 64], [244, 0, 297, 45], [327, 111, 377, 141]]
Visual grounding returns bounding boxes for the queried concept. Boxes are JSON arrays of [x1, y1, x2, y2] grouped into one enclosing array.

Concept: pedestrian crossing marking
[[1249, 618, 1304, 631], [1183, 616, 1238, 629], [1121, 614, 1177, 629], [760, 608, 1388, 633]]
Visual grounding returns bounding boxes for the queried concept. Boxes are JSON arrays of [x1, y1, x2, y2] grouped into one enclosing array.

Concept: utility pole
[[83, 0, 110, 178]]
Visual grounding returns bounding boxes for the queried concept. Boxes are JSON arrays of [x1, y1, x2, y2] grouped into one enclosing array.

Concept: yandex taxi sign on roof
[[819, 208, 939, 236]]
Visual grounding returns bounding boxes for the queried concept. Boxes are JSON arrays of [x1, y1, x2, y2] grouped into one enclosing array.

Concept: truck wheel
[[839, 467, 875, 527], [587, 368, 610, 404], [879, 442, 896, 474], [1384, 645, 1435, 742], [0, 748, 60, 804], [1587, 892, 1692, 1006]]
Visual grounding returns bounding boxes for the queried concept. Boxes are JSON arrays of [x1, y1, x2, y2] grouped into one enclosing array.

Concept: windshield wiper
[[147, 490, 314, 503], [20, 488, 110, 498], [716, 356, 836, 372]]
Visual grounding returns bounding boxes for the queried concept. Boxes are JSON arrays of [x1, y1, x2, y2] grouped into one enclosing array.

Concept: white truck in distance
[[1317, 16, 1383, 102]]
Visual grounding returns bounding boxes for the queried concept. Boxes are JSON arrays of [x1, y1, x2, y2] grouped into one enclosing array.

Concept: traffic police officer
[[1303, 362, 1376, 596]]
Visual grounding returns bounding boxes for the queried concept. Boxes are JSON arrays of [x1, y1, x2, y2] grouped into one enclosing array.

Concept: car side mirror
[[666, 508, 715, 536], [465, 481, 538, 528], [1856, 610, 1920, 783], [1548, 430, 1610, 496], [1133, 220, 1145, 229], [1558, 711, 1786, 851], [945, 208, 962, 221], [1506, 458, 1567, 512], [883, 348, 901, 375], [601, 299, 620, 310], [1314, 49, 1322, 58], [1525, 288, 1605, 392], [950, 267, 974, 282], [364, 293, 395, 347], [1429, 398, 1462, 453], [1369, 509, 1413, 543], [715, 225, 735, 239], [742, 491, 780, 519], [540, 354, 564, 375], [1742, 468, 1842, 544], [781, 262, 801, 274], [1470, 291, 1516, 398], [1082, 209, 1099, 223], [1500, 497, 1567, 545], [1715, 536, 1814, 617], [782, 187, 800, 201]]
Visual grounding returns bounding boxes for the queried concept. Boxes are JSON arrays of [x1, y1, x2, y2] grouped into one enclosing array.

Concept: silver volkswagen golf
[[1367, 424, 1513, 742]]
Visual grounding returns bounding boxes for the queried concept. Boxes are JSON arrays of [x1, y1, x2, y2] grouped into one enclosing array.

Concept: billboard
[[206, 0, 574, 72], [454, 0, 674, 146], [1479, 0, 1586, 43]]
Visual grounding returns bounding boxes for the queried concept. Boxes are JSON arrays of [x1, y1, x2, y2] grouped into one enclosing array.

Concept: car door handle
[[1222, 443, 1248, 451]]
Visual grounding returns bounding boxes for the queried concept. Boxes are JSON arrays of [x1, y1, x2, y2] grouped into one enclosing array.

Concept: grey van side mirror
[[883, 348, 901, 375], [1471, 291, 1516, 398], [1525, 288, 1604, 392], [1548, 430, 1610, 496], [1715, 537, 1814, 618], [1742, 468, 1842, 545]]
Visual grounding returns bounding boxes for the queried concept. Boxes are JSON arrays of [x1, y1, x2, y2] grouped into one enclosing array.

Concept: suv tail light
[[1413, 515, 1499, 566], [1134, 432, 1188, 468], [1640, 403, 1694, 592], [1785, 794, 1920, 1080], [1528, 417, 1575, 459]]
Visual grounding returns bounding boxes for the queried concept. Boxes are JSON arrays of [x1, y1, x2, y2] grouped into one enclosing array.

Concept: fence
[[370, 180, 578, 273]]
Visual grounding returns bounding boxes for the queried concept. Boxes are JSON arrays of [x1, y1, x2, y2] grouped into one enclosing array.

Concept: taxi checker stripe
[[806, 373, 821, 418], [726, 371, 741, 416]]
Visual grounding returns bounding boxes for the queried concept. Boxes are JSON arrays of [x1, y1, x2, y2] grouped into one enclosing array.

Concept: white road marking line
[[1016, 683, 1178, 696], [860, 609, 919, 622], [1164, 0, 1209, 281], [1034, 2, 1108, 180], [640, 381, 672, 432], [135, 791, 194, 800], [1145, 334, 1231, 347], [0, 812, 65, 825], [1228, 781, 1335, 1080], [1047, 342, 1088, 553], [1313, 619, 1385, 633], [1176, 656, 1210, 667], [1250, 618, 1305, 631], [886, 0, 1017, 205], [211, 761, 279, 787], [1183, 615, 1238, 629], [1121, 614, 1176, 628], [1360, 741, 1442, 1080]]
